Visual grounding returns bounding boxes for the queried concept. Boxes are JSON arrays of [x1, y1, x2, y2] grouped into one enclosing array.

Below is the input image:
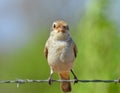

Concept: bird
[[44, 20, 78, 92]]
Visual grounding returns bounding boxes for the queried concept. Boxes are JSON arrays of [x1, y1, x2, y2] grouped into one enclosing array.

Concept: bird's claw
[[48, 77, 52, 85], [73, 77, 78, 84]]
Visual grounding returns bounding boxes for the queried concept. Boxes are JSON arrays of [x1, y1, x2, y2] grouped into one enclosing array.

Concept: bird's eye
[[53, 24, 56, 28], [62, 25, 69, 30], [66, 25, 69, 30], [63, 26, 66, 29]]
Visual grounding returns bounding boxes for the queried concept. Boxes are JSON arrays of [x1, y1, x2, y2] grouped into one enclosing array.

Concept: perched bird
[[44, 20, 78, 92]]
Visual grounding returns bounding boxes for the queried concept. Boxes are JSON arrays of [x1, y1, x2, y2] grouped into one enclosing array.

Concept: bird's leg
[[48, 69, 53, 85], [71, 69, 78, 84]]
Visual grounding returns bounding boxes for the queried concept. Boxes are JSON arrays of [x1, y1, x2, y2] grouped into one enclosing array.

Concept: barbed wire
[[0, 79, 120, 85]]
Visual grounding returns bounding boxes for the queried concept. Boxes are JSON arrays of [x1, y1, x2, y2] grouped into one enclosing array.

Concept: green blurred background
[[0, 0, 120, 93]]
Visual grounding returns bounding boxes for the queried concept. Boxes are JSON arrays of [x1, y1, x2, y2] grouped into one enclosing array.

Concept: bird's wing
[[44, 40, 49, 59], [73, 43, 77, 58], [44, 46, 48, 59]]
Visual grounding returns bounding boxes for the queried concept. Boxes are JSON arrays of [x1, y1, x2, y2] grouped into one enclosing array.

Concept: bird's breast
[[47, 40, 75, 72], [48, 40, 74, 63]]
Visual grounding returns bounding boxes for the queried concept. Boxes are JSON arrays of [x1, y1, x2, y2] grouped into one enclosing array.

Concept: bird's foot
[[73, 77, 78, 84], [48, 77, 52, 85]]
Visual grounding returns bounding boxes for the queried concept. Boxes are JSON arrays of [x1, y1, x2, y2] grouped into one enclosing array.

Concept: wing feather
[[44, 46, 48, 59], [73, 43, 77, 58]]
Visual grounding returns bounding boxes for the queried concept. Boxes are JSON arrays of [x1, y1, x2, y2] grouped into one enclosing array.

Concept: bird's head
[[51, 20, 69, 33], [50, 20, 70, 40]]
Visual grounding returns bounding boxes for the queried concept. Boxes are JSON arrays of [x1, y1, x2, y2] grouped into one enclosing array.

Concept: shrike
[[44, 20, 78, 92]]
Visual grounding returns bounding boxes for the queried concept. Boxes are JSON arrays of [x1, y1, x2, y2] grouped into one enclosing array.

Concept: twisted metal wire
[[0, 79, 120, 84]]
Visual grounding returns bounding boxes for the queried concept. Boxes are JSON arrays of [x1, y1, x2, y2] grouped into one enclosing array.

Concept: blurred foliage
[[74, 0, 120, 93], [0, 0, 120, 93]]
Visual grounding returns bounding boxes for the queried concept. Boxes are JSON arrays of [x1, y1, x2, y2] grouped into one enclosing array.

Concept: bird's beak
[[57, 27, 66, 33]]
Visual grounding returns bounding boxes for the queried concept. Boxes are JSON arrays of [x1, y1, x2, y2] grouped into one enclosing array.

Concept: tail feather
[[59, 72, 71, 92]]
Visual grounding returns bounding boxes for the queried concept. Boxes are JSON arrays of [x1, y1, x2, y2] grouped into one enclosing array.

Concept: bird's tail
[[59, 72, 71, 92]]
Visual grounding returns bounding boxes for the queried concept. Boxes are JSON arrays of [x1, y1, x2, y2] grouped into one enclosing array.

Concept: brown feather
[[59, 72, 71, 92], [73, 43, 77, 58], [44, 47, 48, 59]]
